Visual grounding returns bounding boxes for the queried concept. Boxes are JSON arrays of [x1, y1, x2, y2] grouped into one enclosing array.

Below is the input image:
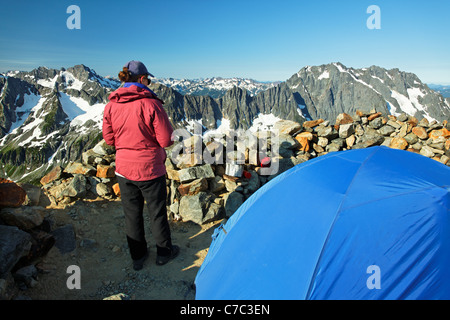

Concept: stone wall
[[39, 110, 450, 225]]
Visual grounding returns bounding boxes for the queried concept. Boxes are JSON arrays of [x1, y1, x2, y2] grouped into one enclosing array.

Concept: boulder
[[209, 176, 226, 193], [175, 153, 203, 169], [169, 202, 179, 217], [303, 119, 324, 129], [0, 206, 44, 230], [40, 166, 64, 186], [339, 123, 355, 139], [420, 146, 435, 158], [403, 132, 419, 145], [335, 113, 354, 126], [273, 120, 302, 135], [64, 162, 96, 176], [367, 112, 382, 121], [82, 149, 100, 165], [13, 265, 38, 288], [17, 183, 42, 206], [317, 137, 328, 148], [224, 177, 239, 193], [397, 113, 409, 122], [378, 125, 396, 137], [65, 174, 87, 198], [412, 126, 428, 140], [93, 139, 115, 155], [178, 192, 223, 225], [177, 178, 208, 196], [279, 133, 300, 150], [96, 183, 113, 197], [15, 230, 55, 270], [369, 117, 384, 130], [96, 164, 115, 178], [386, 120, 402, 129], [51, 224, 76, 254], [223, 191, 244, 217], [103, 293, 131, 300], [295, 136, 310, 152], [346, 135, 356, 148], [0, 225, 32, 278], [352, 129, 385, 149], [0, 178, 27, 208], [178, 164, 215, 183], [389, 137, 408, 150], [112, 183, 121, 197], [316, 125, 337, 139], [429, 128, 450, 141], [246, 170, 260, 193]]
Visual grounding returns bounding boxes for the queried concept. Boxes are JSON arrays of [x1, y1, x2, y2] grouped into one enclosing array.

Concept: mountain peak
[[153, 76, 277, 99], [1, 62, 450, 184]]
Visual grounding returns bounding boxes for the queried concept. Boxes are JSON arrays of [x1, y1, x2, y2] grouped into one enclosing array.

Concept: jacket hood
[[108, 85, 161, 103]]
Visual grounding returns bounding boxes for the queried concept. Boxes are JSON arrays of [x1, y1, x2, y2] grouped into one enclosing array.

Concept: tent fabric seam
[[340, 184, 450, 212]]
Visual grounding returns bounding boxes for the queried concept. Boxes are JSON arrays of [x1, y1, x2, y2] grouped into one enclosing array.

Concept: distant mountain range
[[153, 77, 280, 99], [1, 62, 449, 183], [428, 84, 450, 98]]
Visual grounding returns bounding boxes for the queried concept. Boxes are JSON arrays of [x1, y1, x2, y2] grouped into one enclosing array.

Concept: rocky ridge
[[2, 62, 450, 185], [153, 77, 279, 99]]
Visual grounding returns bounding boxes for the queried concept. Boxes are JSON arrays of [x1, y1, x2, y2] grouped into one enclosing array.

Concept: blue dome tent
[[195, 146, 450, 300]]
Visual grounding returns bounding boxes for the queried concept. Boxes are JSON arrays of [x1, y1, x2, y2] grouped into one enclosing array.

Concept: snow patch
[[371, 75, 385, 83], [249, 113, 281, 132], [37, 75, 58, 88], [59, 93, 106, 129], [8, 92, 42, 134], [203, 118, 232, 138], [61, 71, 84, 90], [390, 88, 435, 121], [318, 70, 330, 80], [9, 96, 47, 147]]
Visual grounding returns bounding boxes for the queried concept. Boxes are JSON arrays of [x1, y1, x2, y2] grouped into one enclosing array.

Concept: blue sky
[[0, 0, 449, 84]]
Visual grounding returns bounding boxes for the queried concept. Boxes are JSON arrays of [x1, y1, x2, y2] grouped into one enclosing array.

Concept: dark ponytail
[[118, 67, 140, 82]]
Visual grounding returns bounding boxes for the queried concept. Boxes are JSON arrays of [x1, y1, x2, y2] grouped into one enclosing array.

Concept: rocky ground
[[10, 198, 222, 300]]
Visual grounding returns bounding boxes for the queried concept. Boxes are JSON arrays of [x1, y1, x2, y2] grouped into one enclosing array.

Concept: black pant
[[117, 175, 172, 260]]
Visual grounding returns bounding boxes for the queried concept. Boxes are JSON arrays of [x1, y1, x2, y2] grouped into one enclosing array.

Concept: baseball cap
[[124, 60, 154, 78]]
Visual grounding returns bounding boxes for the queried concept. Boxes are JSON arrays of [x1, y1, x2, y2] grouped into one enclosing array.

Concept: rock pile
[[164, 110, 450, 225], [295, 110, 450, 161], [38, 110, 450, 225], [0, 178, 60, 300], [40, 139, 119, 206]]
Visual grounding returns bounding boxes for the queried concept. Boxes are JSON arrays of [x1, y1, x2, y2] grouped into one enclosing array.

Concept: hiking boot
[[133, 251, 149, 271], [156, 245, 180, 266]]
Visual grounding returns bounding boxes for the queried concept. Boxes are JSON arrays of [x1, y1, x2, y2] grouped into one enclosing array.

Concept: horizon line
[[1, 62, 450, 86]]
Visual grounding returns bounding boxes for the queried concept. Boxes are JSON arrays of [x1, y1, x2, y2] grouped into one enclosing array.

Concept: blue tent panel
[[195, 146, 450, 300]]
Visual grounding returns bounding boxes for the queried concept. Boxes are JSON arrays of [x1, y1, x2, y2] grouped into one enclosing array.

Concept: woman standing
[[103, 60, 179, 271]]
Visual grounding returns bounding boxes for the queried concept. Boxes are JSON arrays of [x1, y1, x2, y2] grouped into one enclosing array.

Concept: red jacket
[[102, 84, 174, 181]]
